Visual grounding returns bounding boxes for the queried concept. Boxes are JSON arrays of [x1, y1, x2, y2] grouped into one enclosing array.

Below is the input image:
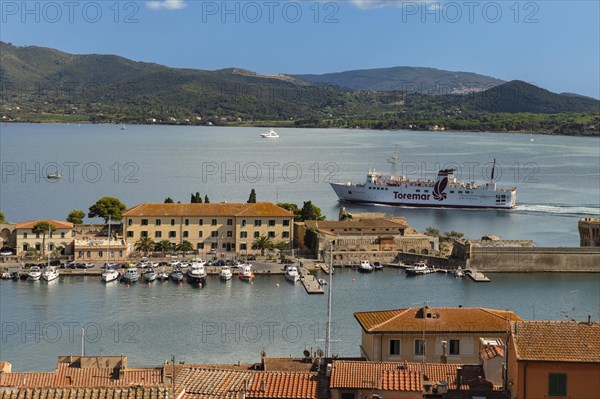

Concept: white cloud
[[146, 0, 187, 11], [350, 0, 435, 9]]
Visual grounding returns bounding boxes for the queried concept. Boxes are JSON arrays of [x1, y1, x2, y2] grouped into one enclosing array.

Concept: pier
[[465, 269, 491, 282], [299, 268, 324, 294]]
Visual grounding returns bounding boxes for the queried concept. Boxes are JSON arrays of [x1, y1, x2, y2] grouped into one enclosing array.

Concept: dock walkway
[[466, 269, 491, 282], [299, 268, 324, 294]]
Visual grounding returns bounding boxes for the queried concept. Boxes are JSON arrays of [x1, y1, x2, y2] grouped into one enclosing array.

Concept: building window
[[23, 233, 28, 239], [268, 231, 276, 238], [389, 339, 400, 356], [414, 339, 425, 356], [268, 220, 276, 227], [211, 219, 217, 226], [449, 339, 460, 355], [240, 243, 247, 250], [156, 219, 162, 226], [282, 231, 290, 238], [240, 231, 248, 238], [211, 243, 217, 250], [548, 373, 567, 397], [198, 231, 203, 238], [141, 231, 148, 238], [283, 220, 290, 227], [211, 231, 219, 238], [171, 219, 176, 226], [199, 219, 203, 226], [183, 231, 189, 238], [61, 232, 65, 238], [184, 219, 189, 226], [128, 219, 132, 226], [242, 220, 247, 227], [197, 243, 204, 249], [341, 394, 355, 399], [169, 231, 176, 238], [254, 220, 261, 227], [227, 219, 233, 226], [127, 231, 134, 238], [98, 250, 103, 258], [119, 250, 123, 257], [227, 231, 233, 238], [254, 232, 260, 238], [86, 250, 91, 258], [155, 231, 162, 238], [78, 250, 83, 258], [141, 219, 148, 226]]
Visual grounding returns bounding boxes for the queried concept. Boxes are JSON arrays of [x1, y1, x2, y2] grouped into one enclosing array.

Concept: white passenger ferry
[[330, 154, 516, 209]]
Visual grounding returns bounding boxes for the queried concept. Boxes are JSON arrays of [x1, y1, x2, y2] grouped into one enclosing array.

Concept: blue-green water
[[0, 269, 598, 370]]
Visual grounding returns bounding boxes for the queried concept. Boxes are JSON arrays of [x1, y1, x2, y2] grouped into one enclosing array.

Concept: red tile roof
[[355, 307, 522, 334], [0, 364, 163, 388], [123, 203, 293, 218], [330, 361, 484, 391], [0, 386, 170, 399], [15, 220, 73, 229], [511, 321, 600, 363], [480, 345, 505, 361]]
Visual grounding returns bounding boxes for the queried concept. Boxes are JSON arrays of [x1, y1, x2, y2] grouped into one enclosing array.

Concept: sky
[[0, 0, 599, 98]]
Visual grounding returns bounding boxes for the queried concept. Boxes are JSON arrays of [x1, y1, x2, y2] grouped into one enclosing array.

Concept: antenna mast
[[387, 150, 399, 176]]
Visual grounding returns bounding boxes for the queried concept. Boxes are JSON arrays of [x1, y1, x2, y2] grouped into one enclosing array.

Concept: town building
[[295, 212, 437, 263], [14, 220, 74, 257], [354, 306, 522, 364], [72, 223, 129, 261], [507, 320, 600, 399], [122, 202, 293, 256], [0, 223, 16, 253], [579, 217, 600, 247]]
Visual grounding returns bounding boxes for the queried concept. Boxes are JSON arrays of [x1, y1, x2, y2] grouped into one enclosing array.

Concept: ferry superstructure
[[330, 154, 516, 209]]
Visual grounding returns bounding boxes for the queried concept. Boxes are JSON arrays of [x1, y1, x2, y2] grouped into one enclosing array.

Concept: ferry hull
[[331, 182, 516, 209]]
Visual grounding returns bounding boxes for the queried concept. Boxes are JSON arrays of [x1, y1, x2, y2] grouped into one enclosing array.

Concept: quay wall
[[467, 246, 600, 272]]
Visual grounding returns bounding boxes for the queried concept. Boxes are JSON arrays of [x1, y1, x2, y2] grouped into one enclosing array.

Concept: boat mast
[[387, 151, 399, 176], [107, 218, 111, 266], [325, 240, 333, 358], [491, 158, 496, 182]]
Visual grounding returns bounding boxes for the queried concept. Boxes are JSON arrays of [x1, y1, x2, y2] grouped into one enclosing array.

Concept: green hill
[[294, 66, 505, 94]]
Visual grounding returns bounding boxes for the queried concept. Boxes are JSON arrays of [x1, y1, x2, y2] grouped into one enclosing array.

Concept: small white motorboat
[[358, 260, 374, 273], [260, 128, 279, 138], [220, 266, 232, 281], [405, 262, 432, 275], [122, 268, 140, 283], [239, 264, 254, 281], [28, 266, 42, 281], [41, 266, 59, 282], [187, 260, 207, 284], [284, 266, 300, 283], [372, 261, 383, 270], [144, 268, 157, 282], [47, 173, 63, 180], [101, 267, 120, 283], [454, 266, 465, 278], [318, 278, 328, 286]]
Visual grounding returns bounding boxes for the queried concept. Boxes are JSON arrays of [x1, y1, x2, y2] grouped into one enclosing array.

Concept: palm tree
[[251, 235, 273, 256], [177, 240, 193, 253], [32, 221, 57, 257], [155, 240, 175, 255], [135, 237, 155, 255]]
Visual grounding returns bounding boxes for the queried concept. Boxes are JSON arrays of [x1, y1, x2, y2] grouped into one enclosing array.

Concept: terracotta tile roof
[[123, 203, 293, 218], [511, 321, 600, 363], [262, 358, 318, 372], [354, 307, 522, 334], [480, 345, 505, 360], [329, 361, 484, 391], [175, 368, 323, 399], [0, 364, 163, 388], [0, 386, 169, 399], [15, 220, 73, 229]]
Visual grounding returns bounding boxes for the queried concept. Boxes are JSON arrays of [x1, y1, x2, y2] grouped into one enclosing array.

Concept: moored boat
[[284, 266, 300, 283], [405, 262, 432, 275], [187, 261, 207, 284], [239, 264, 254, 281], [220, 266, 232, 281], [453, 266, 465, 278], [144, 268, 157, 282], [372, 261, 383, 270], [170, 268, 184, 283], [122, 268, 140, 283], [101, 267, 120, 283], [28, 266, 42, 281], [260, 128, 279, 138], [41, 266, 59, 282], [157, 269, 169, 281], [358, 260, 374, 273]]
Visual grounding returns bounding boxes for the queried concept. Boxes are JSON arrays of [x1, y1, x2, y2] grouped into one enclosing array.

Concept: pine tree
[[204, 195, 210, 204], [248, 189, 257, 203]]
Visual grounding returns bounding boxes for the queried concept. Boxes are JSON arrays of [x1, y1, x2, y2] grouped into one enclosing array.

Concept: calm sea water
[[0, 124, 599, 245], [0, 124, 599, 370], [1, 270, 599, 371]]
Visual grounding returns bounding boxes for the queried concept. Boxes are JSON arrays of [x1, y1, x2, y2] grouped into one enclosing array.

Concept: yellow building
[[122, 202, 293, 256], [579, 217, 600, 247], [355, 306, 522, 365], [15, 220, 74, 257], [507, 320, 600, 399]]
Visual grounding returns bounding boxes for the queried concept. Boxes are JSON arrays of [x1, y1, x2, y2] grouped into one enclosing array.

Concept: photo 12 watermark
[[0, 1, 140, 24], [1, 161, 140, 184], [1, 321, 139, 344], [398, 1, 540, 24]]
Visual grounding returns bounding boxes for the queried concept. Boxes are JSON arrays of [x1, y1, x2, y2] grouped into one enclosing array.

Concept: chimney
[[456, 367, 462, 388], [441, 341, 448, 364], [326, 364, 332, 377], [588, 315, 592, 324]]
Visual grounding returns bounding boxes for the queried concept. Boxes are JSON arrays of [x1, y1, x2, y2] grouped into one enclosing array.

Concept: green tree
[[425, 227, 440, 238], [443, 231, 465, 241], [0, 211, 5, 223], [177, 240, 194, 252], [196, 192, 202, 203], [251, 235, 273, 256], [248, 189, 257, 203], [204, 195, 210, 204], [155, 240, 175, 255], [67, 210, 85, 224], [135, 237, 155, 254], [191, 193, 196, 203], [274, 241, 289, 251], [301, 201, 325, 221], [164, 197, 174, 203], [32, 221, 57, 257], [277, 203, 301, 220], [88, 197, 126, 223]]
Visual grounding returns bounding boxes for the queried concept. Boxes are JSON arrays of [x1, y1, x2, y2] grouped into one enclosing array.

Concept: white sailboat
[[41, 266, 59, 282]]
